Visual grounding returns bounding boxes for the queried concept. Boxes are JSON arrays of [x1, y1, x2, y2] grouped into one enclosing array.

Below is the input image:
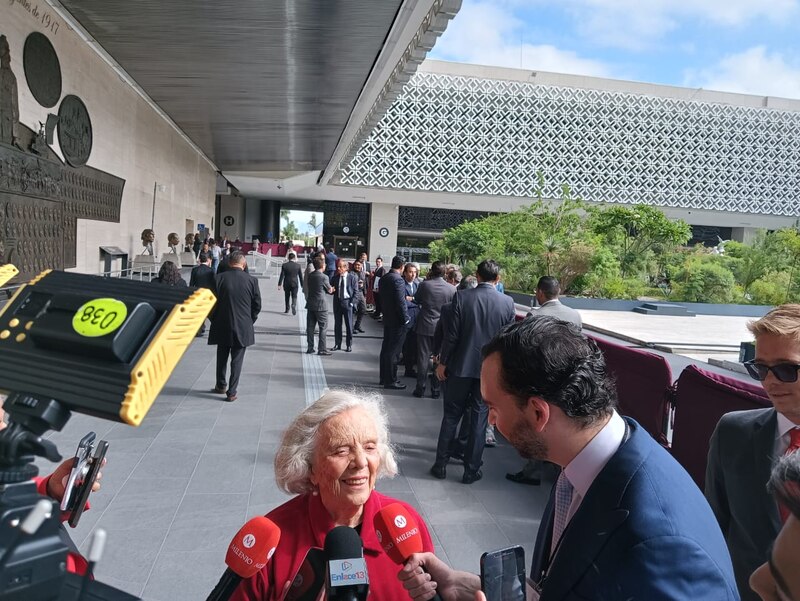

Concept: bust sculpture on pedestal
[[140, 228, 155, 255], [167, 232, 180, 255]]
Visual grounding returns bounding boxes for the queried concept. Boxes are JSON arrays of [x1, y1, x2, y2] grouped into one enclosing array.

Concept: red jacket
[[34, 475, 89, 576], [230, 491, 434, 600]]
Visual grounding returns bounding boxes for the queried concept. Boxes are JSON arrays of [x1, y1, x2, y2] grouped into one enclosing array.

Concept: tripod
[[0, 392, 138, 601]]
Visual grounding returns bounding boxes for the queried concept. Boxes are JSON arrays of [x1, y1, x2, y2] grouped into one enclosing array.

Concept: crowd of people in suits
[[183, 240, 800, 601]]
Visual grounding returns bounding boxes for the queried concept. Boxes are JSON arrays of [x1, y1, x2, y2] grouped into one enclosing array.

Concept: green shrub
[[748, 272, 791, 305], [675, 261, 736, 303], [597, 277, 646, 300]]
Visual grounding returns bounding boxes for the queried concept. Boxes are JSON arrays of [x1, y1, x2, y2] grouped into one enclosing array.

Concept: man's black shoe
[[412, 388, 424, 398], [306, 348, 315, 354], [346, 346, 352, 352], [384, 382, 407, 390], [429, 464, 446, 479], [462, 470, 483, 484], [354, 327, 365, 333], [505, 471, 541, 486], [318, 350, 332, 356], [292, 308, 297, 315], [332, 345, 342, 351], [431, 391, 440, 399], [284, 309, 289, 313]]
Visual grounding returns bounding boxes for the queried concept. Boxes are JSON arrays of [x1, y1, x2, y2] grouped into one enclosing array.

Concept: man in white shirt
[[400, 316, 737, 600], [706, 303, 800, 601]]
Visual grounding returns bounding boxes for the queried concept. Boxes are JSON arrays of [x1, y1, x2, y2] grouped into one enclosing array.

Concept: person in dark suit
[[217, 253, 249, 274], [431, 260, 515, 484], [209, 252, 261, 402], [330, 259, 357, 352], [400, 316, 738, 601], [351, 259, 368, 333], [371, 256, 386, 319], [413, 261, 456, 398], [401, 262, 421, 379], [278, 251, 304, 315], [358, 252, 372, 276], [706, 304, 800, 601], [508, 275, 583, 486], [189, 252, 215, 336], [305, 254, 334, 356], [379, 256, 410, 390], [324, 246, 338, 283]]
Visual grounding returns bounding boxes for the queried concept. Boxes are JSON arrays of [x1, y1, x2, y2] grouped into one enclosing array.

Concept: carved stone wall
[[0, 27, 124, 280], [0, 137, 124, 276]]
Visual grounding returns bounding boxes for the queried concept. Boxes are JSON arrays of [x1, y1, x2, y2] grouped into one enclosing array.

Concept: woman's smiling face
[[310, 407, 381, 523]]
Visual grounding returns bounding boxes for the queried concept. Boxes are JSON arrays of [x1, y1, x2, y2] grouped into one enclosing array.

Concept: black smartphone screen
[[284, 547, 326, 601], [480, 545, 526, 601]]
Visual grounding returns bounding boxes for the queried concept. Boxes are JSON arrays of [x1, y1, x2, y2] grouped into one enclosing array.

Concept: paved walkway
[[35, 278, 545, 600]]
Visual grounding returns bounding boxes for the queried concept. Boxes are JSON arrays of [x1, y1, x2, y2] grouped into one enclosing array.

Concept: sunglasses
[[743, 360, 800, 383]]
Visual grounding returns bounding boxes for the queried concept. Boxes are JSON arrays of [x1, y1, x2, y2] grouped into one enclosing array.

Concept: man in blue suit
[[399, 316, 739, 600]]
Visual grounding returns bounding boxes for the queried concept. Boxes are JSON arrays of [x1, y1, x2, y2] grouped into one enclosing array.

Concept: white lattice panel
[[337, 72, 800, 217]]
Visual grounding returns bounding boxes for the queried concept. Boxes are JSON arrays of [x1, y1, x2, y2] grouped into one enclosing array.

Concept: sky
[[428, 0, 800, 99]]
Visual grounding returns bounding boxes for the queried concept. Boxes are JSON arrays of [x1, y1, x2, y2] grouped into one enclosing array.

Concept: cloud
[[684, 46, 800, 99], [565, 0, 799, 50], [430, 1, 615, 77]]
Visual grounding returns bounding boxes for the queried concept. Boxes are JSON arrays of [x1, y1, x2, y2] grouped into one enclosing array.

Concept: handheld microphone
[[324, 526, 369, 601], [206, 516, 281, 601], [373, 503, 443, 601]]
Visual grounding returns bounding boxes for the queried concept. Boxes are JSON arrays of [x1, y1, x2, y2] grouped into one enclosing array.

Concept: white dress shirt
[[563, 411, 627, 524], [775, 411, 800, 456]]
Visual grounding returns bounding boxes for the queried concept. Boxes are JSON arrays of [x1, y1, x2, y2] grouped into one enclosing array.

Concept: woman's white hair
[[274, 388, 398, 494]]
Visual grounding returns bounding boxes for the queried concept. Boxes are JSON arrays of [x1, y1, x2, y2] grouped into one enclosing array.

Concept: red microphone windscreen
[[225, 516, 281, 578], [373, 503, 424, 564]]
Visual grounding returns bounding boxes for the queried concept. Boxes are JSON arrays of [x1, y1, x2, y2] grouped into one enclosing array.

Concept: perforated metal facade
[[337, 72, 800, 217]]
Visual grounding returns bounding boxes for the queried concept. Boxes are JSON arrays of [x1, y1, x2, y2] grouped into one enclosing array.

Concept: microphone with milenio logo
[[206, 516, 281, 601], [373, 503, 443, 601], [324, 526, 369, 601]]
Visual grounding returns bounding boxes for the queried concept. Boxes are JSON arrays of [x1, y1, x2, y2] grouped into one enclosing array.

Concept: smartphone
[[60, 431, 109, 527], [283, 547, 326, 601], [480, 545, 526, 601]]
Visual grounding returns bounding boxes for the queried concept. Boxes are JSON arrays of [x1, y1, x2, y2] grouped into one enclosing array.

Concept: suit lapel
[[752, 409, 781, 527], [539, 421, 642, 600], [542, 507, 629, 600]]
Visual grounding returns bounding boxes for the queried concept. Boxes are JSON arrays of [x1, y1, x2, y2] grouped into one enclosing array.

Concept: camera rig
[[0, 269, 215, 600]]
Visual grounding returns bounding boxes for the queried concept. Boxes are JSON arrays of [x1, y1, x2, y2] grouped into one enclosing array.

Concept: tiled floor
[[34, 277, 546, 600]]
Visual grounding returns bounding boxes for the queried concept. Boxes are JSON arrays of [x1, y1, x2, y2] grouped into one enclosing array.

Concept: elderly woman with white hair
[[231, 389, 434, 600]]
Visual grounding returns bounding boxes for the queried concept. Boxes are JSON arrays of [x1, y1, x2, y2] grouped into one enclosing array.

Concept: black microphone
[[324, 526, 369, 601]]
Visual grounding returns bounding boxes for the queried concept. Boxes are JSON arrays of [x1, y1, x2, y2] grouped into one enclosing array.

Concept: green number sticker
[[72, 298, 128, 337]]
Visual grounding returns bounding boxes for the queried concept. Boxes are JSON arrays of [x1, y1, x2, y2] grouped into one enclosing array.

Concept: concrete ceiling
[[58, 0, 406, 172]]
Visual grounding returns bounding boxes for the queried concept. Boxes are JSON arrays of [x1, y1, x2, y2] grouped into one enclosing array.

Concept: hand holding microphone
[[206, 516, 281, 601], [373, 503, 445, 601]]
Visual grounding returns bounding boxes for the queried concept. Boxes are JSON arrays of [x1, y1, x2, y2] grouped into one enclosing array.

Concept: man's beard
[[508, 418, 548, 460]]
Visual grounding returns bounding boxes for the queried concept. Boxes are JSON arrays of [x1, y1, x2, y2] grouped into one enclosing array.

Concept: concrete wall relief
[[0, 31, 123, 280]]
